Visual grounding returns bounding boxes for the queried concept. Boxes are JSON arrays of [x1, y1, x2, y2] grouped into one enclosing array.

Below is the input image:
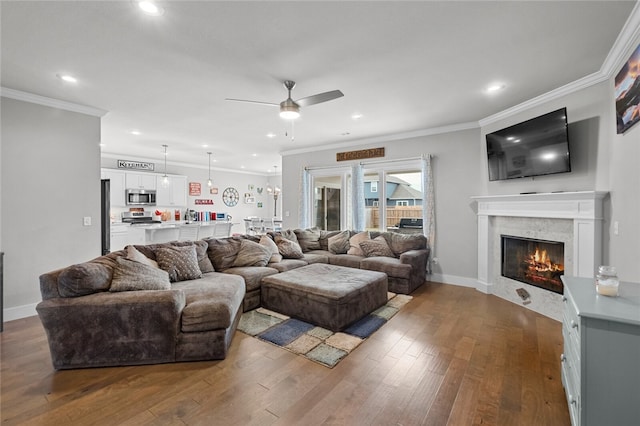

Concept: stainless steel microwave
[[125, 189, 156, 206]]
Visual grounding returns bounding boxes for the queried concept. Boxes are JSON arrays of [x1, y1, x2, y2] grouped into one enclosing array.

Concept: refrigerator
[[101, 179, 110, 255]]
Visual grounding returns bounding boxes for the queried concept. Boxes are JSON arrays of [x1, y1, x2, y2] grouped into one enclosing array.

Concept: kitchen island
[[110, 221, 236, 251]]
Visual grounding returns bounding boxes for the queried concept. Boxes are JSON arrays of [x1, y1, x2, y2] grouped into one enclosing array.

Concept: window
[[396, 200, 409, 206]]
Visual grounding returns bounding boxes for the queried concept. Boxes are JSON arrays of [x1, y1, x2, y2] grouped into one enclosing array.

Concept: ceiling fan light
[[279, 99, 300, 120]]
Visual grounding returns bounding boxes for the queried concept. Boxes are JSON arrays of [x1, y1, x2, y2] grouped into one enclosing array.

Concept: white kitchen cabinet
[[101, 169, 126, 206], [125, 172, 156, 190], [560, 276, 640, 426], [156, 175, 187, 207]]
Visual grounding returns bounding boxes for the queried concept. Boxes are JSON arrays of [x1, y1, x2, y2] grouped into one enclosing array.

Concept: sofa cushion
[[275, 235, 304, 259], [109, 256, 171, 292], [206, 237, 243, 271], [126, 245, 159, 268], [173, 272, 245, 332], [267, 259, 307, 272], [294, 228, 322, 252], [347, 231, 370, 256], [388, 232, 427, 257], [302, 252, 329, 264], [155, 245, 202, 282], [360, 235, 395, 258], [360, 256, 412, 280], [233, 239, 271, 267], [328, 254, 364, 269], [328, 230, 350, 254], [224, 266, 279, 292], [58, 262, 113, 297], [259, 235, 282, 263]]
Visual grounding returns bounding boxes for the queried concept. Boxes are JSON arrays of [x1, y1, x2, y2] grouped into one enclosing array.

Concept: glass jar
[[596, 265, 619, 296]]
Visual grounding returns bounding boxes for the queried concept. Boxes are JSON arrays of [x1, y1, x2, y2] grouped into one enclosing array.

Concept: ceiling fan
[[225, 80, 344, 120]]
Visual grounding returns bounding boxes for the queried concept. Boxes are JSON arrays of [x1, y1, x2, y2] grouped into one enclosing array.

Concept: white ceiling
[[1, 1, 636, 174]]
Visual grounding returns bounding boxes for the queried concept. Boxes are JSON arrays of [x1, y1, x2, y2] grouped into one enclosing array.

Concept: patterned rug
[[237, 293, 412, 368]]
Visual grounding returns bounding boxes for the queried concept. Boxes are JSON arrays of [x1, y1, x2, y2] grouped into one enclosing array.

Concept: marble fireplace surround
[[471, 191, 607, 320]]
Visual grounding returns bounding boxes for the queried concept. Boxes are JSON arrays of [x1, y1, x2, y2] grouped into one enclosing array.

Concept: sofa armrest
[[400, 249, 430, 287], [36, 289, 186, 369]]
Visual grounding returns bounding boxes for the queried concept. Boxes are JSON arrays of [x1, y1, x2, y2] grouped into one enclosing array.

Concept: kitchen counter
[[109, 221, 236, 249]]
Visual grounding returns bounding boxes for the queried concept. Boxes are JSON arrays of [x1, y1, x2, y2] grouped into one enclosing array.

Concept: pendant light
[[161, 144, 169, 187], [207, 152, 213, 187]]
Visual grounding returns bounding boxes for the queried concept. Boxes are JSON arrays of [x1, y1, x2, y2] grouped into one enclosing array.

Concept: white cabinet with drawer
[[561, 276, 640, 426]]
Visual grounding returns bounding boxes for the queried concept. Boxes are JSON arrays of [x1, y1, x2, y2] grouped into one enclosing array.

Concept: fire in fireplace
[[501, 235, 565, 294]]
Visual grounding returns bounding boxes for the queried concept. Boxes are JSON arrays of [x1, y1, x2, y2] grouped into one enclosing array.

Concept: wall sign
[[195, 199, 214, 205], [189, 182, 201, 196], [336, 147, 385, 162], [117, 159, 155, 171]]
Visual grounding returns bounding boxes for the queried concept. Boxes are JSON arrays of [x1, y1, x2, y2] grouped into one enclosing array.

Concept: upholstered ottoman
[[260, 263, 388, 331]]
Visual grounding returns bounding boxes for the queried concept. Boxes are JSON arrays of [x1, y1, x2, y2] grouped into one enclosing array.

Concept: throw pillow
[[155, 245, 202, 282], [327, 230, 350, 254], [319, 230, 341, 251], [275, 235, 304, 259], [171, 240, 215, 273], [232, 239, 272, 267], [110, 256, 171, 292], [126, 245, 159, 269], [347, 231, 370, 256], [280, 229, 299, 243], [294, 228, 322, 252], [360, 235, 395, 258], [206, 237, 243, 271], [58, 262, 113, 297], [259, 235, 282, 263], [388, 232, 427, 257]]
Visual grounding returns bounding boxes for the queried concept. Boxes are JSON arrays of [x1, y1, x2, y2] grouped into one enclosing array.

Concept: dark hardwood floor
[[1, 282, 571, 425]]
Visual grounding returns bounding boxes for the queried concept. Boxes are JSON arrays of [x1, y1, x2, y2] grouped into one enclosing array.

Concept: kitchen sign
[[117, 159, 155, 171], [189, 182, 201, 196], [336, 147, 385, 162]]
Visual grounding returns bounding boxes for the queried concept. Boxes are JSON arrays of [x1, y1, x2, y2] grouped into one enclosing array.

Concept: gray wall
[[282, 127, 483, 285], [1, 97, 102, 319]]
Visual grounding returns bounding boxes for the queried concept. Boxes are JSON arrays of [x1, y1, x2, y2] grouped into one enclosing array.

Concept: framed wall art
[[615, 42, 640, 134]]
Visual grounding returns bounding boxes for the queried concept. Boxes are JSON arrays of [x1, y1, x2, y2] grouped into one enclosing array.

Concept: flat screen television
[[486, 107, 571, 181]]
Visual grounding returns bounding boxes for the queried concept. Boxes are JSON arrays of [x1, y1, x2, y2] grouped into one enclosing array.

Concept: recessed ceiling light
[[137, 1, 164, 16], [252, 153, 258, 157], [130, 130, 141, 135], [351, 113, 364, 120], [57, 74, 77, 83], [486, 83, 506, 93], [266, 133, 276, 138]]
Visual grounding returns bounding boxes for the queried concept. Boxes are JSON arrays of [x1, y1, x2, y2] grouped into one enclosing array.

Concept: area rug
[[237, 292, 412, 368]]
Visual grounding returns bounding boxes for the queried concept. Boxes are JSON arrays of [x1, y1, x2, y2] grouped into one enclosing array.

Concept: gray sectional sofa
[[37, 228, 429, 369]]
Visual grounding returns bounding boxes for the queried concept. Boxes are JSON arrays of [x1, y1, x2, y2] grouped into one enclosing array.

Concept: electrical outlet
[[614, 221, 619, 235], [285, 211, 290, 217], [83, 216, 92, 226]]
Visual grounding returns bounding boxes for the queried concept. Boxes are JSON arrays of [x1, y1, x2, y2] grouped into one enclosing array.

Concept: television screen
[[486, 107, 571, 181]]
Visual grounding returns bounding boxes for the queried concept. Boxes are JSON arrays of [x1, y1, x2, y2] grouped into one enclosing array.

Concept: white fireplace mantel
[[471, 191, 608, 294]]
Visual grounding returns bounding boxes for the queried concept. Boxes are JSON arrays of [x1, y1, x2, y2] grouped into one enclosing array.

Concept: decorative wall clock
[[222, 187, 239, 207]]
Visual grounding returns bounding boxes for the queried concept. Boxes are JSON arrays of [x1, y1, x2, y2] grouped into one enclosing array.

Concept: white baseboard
[[428, 273, 493, 294], [3, 303, 38, 322]]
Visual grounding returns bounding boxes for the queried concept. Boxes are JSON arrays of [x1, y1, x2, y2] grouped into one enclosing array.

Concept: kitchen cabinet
[[560, 276, 640, 426], [101, 169, 126, 206], [125, 172, 156, 190], [156, 175, 187, 207]]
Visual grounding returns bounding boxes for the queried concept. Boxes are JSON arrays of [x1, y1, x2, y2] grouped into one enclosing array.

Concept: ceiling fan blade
[[225, 98, 279, 107], [295, 90, 344, 107]]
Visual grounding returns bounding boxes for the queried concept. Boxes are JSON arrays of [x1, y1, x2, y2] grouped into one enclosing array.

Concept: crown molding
[[281, 121, 479, 157], [480, 1, 640, 128], [0, 87, 108, 117]]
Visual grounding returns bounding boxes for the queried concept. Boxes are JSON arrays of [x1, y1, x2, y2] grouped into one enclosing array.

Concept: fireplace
[[501, 235, 565, 294]]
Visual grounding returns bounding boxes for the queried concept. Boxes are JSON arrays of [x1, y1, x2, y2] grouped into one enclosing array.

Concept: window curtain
[[351, 163, 365, 232], [421, 154, 435, 260], [299, 167, 310, 229]]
